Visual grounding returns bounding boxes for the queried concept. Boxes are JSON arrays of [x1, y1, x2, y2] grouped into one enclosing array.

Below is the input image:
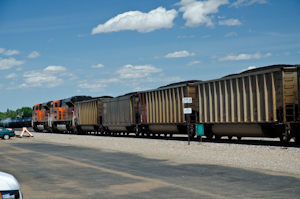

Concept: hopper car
[[75, 96, 112, 134], [137, 81, 199, 137], [195, 64, 300, 142]]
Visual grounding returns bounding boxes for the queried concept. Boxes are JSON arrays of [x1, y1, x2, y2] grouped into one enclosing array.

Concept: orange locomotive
[[32, 101, 52, 132], [32, 96, 91, 133]]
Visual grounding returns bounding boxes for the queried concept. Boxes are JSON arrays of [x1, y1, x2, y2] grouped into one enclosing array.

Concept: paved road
[[1, 138, 300, 198]]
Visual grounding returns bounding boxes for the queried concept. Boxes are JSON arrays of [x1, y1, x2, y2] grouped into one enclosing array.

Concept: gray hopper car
[[195, 64, 300, 142], [101, 93, 139, 134]]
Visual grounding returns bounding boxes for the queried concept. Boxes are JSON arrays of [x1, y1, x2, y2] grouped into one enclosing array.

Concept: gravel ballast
[[14, 130, 300, 177]]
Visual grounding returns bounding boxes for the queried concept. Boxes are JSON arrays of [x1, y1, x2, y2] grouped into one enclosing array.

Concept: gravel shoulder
[[12, 130, 300, 177]]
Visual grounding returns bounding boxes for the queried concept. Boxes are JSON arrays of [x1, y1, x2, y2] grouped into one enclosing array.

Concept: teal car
[[0, 127, 15, 140]]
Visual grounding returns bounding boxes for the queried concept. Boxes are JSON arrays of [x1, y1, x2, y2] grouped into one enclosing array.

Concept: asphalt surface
[[1, 138, 300, 198]]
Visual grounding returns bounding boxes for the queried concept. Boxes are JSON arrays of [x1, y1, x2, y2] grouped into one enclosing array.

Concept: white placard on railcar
[[183, 108, 192, 114], [182, 97, 192, 104]]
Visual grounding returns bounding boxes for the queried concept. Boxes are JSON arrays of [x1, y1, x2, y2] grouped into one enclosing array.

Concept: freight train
[[2, 64, 300, 143]]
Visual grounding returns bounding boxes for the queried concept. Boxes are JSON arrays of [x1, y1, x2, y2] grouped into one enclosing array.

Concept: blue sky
[[0, 0, 299, 112]]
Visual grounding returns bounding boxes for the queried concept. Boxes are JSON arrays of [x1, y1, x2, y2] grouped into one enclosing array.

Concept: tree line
[[0, 107, 32, 120]]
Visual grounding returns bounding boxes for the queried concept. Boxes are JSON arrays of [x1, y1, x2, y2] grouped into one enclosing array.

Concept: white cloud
[[4, 50, 20, 56], [23, 71, 64, 88], [77, 78, 119, 92], [176, 0, 229, 27], [77, 82, 107, 92], [178, 35, 195, 38], [28, 51, 41, 58], [230, 0, 268, 8], [43, 65, 66, 72], [78, 65, 182, 93], [139, 76, 182, 83], [164, 50, 195, 58], [219, 18, 242, 26], [6, 73, 17, 79], [91, 64, 105, 68], [224, 32, 238, 37], [202, 35, 210, 38], [16, 67, 23, 71], [0, 57, 26, 70], [60, 72, 78, 80], [48, 39, 54, 42], [115, 64, 162, 78], [283, 52, 290, 56], [133, 86, 153, 91], [22, 65, 68, 88], [0, 48, 5, 54], [187, 60, 201, 65], [240, 66, 256, 72], [91, 7, 178, 34], [219, 52, 271, 61]]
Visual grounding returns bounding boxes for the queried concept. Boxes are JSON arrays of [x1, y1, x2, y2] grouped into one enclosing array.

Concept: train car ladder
[[282, 67, 298, 123]]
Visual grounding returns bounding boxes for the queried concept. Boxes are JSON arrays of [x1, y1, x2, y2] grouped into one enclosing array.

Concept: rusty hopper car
[[75, 96, 112, 134], [102, 93, 139, 134], [139, 81, 199, 137], [196, 64, 300, 142]]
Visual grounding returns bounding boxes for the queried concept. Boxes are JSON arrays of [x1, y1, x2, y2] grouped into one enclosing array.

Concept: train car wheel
[[215, 135, 221, 140], [279, 135, 290, 142], [295, 136, 300, 144], [237, 136, 242, 141], [206, 134, 213, 139], [134, 127, 140, 137]]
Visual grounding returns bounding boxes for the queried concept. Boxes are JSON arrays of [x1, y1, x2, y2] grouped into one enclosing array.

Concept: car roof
[[0, 171, 21, 191]]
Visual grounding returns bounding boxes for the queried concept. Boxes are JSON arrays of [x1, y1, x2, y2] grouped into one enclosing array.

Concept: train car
[[32, 101, 52, 132], [20, 117, 32, 127], [138, 81, 199, 137], [102, 93, 139, 135], [0, 117, 32, 128], [50, 96, 92, 133], [0, 118, 12, 128], [195, 64, 300, 142], [75, 96, 112, 134]]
